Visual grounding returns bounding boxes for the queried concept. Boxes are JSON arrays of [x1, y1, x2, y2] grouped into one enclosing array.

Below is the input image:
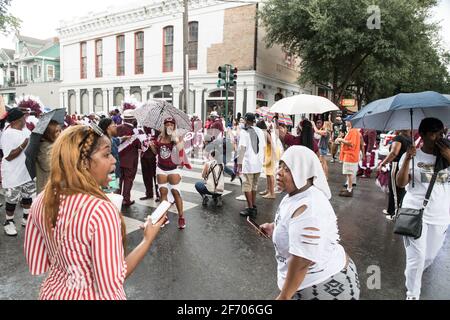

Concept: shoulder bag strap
[[210, 163, 223, 190], [422, 170, 439, 210], [206, 161, 215, 181]]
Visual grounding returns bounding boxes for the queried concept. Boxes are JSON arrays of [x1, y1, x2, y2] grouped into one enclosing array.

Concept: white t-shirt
[[273, 186, 346, 291], [0, 127, 32, 189], [399, 149, 450, 226], [238, 126, 266, 174]]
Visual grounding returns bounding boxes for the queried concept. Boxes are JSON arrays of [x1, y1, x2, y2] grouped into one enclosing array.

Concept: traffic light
[[217, 65, 238, 87], [229, 67, 238, 87], [218, 65, 227, 88], [218, 65, 227, 79]]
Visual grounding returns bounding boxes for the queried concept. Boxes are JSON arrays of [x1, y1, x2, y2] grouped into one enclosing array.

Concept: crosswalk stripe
[[175, 170, 242, 186], [134, 173, 234, 194], [123, 157, 266, 234], [123, 216, 144, 235], [189, 157, 206, 164], [131, 189, 199, 214], [136, 164, 267, 182]]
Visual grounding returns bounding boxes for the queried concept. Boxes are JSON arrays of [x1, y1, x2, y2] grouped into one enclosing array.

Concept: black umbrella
[[25, 108, 65, 179]]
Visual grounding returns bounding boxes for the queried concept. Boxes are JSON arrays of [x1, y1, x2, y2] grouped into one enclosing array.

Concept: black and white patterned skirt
[[292, 258, 360, 300]]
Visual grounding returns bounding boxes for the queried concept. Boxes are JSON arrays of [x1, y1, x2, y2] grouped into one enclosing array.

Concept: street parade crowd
[[0, 93, 449, 300]]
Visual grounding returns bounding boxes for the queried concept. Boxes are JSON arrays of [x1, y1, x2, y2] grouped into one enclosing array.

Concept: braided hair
[[43, 125, 127, 249]]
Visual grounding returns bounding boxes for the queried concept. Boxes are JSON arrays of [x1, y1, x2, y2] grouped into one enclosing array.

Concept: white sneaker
[[385, 215, 395, 221], [160, 218, 170, 229], [21, 218, 28, 228], [4, 220, 18, 236]]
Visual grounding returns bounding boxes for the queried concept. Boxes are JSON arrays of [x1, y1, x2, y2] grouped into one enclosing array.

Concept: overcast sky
[[0, 0, 449, 51]]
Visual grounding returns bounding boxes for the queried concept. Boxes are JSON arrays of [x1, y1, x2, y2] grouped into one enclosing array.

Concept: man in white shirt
[[238, 113, 266, 217], [1, 108, 34, 236]]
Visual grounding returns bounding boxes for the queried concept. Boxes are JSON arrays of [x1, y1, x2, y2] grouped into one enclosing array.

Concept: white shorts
[[342, 162, 358, 175], [156, 167, 181, 177]]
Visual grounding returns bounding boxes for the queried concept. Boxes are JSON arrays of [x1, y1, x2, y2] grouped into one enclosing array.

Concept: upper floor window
[[135, 32, 144, 74], [95, 39, 103, 78], [117, 35, 125, 76], [163, 26, 174, 72], [47, 65, 55, 81], [23, 66, 28, 82], [188, 22, 198, 70], [80, 42, 87, 79]]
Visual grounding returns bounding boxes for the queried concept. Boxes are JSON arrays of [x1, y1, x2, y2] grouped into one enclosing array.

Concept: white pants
[[403, 223, 448, 299]]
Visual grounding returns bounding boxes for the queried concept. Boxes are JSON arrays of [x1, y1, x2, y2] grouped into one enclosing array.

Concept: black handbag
[[393, 169, 438, 239]]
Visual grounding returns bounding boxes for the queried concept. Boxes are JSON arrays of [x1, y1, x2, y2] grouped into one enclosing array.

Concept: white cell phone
[[145, 201, 171, 226]]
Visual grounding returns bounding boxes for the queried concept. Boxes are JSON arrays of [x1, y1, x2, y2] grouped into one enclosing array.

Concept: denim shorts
[[319, 147, 328, 156]]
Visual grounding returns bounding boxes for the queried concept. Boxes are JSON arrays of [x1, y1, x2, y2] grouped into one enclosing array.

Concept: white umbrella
[[270, 94, 339, 115]]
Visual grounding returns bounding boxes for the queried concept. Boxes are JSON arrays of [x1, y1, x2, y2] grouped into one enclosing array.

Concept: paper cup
[[106, 193, 123, 212]]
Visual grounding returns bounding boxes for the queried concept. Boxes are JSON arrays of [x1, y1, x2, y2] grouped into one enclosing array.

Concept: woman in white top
[[397, 118, 450, 300], [261, 146, 360, 300]]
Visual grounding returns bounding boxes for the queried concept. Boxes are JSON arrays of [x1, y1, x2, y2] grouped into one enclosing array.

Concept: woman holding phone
[[149, 117, 186, 229], [24, 125, 167, 300], [260, 146, 359, 300]]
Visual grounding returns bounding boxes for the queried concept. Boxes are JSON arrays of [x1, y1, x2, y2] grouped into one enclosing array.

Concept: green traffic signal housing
[[229, 67, 238, 87], [217, 65, 238, 87], [218, 65, 227, 80]]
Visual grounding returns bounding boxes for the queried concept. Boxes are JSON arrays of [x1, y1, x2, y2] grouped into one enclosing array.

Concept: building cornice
[[57, 0, 221, 40], [15, 56, 59, 63]]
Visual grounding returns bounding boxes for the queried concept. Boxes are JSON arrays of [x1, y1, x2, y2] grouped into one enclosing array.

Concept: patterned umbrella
[[134, 99, 191, 134], [256, 107, 274, 120], [277, 114, 293, 126]]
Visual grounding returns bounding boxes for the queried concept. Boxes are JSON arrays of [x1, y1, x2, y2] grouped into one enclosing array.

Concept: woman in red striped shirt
[[24, 125, 167, 300]]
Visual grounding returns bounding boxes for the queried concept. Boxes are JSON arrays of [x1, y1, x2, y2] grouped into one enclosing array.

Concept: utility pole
[[183, 0, 189, 114]]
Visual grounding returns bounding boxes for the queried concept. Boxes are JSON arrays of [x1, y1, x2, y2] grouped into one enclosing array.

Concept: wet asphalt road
[[0, 159, 449, 300]]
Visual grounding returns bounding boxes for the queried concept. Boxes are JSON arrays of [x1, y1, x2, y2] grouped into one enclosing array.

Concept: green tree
[[349, 35, 450, 108], [0, 0, 20, 35], [259, 0, 448, 105]]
